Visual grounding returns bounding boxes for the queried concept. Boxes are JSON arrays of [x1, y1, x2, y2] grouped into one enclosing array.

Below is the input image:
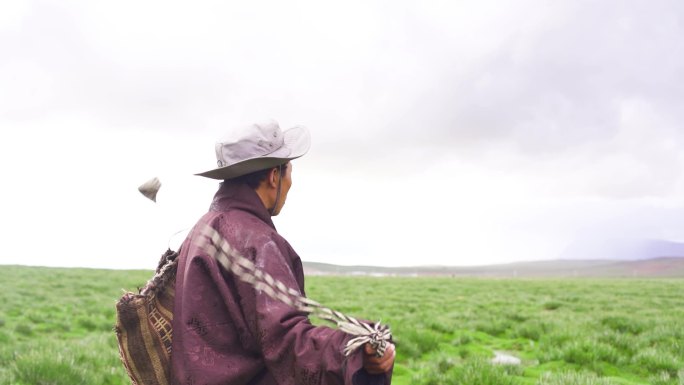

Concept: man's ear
[[267, 167, 279, 189]]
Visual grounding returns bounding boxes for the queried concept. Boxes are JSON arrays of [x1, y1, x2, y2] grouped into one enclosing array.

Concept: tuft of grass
[[78, 317, 98, 332], [14, 324, 33, 336], [413, 357, 523, 385], [394, 328, 441, 360], [601, 316, 645, 334], [512, 319, 552, 341], [632, 348, 680, 378], [542, 301, 562, 311], [536, 371, 621, 385], [13, 351, 89, 385], [473, 317, 512, 337]]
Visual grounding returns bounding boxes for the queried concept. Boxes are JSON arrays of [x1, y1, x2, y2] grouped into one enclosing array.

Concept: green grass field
[[1, 265, 683, 384]]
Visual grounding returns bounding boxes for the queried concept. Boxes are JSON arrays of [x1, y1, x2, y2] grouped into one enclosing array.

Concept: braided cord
[[198, 225, 392, 357], [140, 250, 178, 297]]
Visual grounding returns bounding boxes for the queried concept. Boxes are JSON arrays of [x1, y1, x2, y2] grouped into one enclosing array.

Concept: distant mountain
[[302, 257, 684, 278], [559, 238, 684, 261]]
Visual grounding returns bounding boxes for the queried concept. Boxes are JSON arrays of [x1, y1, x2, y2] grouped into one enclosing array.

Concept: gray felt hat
[[195, 119, 311, 180]]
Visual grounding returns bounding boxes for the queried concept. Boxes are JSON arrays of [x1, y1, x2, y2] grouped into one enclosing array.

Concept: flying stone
[[138, 177, 161, 202]]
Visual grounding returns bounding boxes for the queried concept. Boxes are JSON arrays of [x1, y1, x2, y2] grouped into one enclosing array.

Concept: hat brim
[[195, 125, 311, 180]]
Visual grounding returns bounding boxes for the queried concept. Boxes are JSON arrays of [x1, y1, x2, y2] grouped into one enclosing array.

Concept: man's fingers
[[364, 351, 395, 374], [365, 342, 395, 357], [373, 344, 394, 362], [363, 343, 395, 374]]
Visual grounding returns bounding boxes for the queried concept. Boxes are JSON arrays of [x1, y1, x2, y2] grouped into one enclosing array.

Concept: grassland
[[1, 265, 683, 384]]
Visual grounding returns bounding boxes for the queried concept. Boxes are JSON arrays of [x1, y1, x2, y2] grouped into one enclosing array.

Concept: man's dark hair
[[228, 162, 288, 189]]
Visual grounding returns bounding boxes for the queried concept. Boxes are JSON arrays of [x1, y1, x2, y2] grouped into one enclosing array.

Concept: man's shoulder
[[206, 209, 282, 245], [220, 209, 274, 231]]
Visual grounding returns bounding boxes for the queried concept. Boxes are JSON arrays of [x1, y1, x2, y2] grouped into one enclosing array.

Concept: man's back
[[170, 182, 364, 385]]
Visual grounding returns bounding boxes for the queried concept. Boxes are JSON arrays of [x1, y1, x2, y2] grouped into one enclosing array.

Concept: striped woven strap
[[198, 225, 392, 357]]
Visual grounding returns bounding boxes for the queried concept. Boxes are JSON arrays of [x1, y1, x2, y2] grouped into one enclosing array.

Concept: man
[[170, 120, 395, 385]]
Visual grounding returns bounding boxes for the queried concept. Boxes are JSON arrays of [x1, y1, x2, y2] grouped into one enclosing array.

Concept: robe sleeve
[[234, 238, 392, 385]]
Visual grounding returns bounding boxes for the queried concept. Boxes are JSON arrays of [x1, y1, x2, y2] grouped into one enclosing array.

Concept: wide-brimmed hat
[[195, 119, 311, 180]]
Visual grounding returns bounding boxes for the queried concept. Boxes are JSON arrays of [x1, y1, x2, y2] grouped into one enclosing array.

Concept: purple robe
[[170, 181, 392, 385]]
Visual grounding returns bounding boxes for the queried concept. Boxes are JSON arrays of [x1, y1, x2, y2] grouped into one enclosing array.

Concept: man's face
[[273, 162, 292, 215]]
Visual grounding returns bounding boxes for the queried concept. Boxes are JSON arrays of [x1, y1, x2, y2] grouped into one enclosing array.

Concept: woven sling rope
[[197, 224, 393, 357]]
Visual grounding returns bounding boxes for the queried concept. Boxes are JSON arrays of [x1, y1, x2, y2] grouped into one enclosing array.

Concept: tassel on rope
[[197, 225, 392, 357]]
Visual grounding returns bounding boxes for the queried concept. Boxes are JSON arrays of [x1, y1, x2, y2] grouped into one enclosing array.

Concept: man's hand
[[362, 343, 395, 374]]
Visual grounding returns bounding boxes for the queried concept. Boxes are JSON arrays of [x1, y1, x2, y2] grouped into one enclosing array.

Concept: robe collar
[[209, 181, 276, 230]]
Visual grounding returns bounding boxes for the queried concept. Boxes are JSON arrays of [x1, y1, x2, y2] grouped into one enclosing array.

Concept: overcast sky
[[1, 0, 683, 269]]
